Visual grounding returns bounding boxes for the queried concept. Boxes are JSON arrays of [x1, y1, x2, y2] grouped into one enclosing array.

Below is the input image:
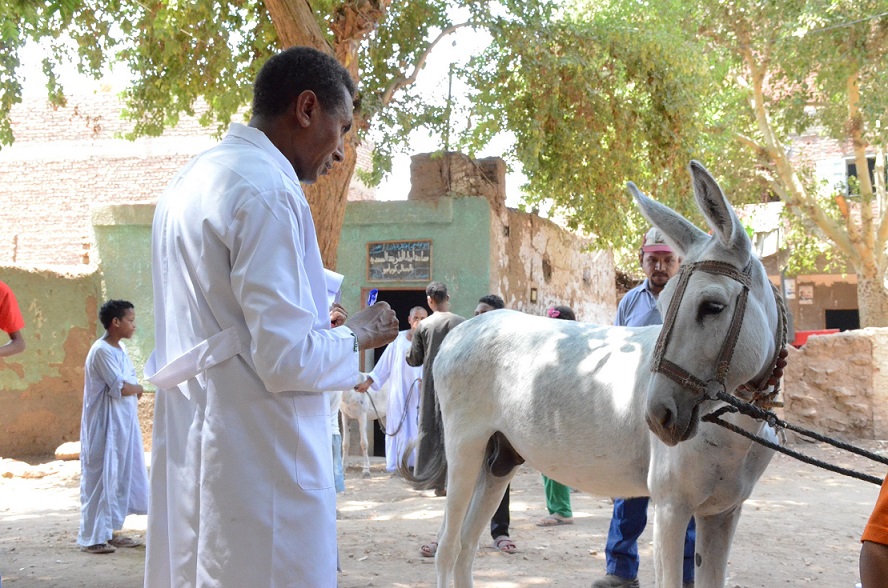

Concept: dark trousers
[[490, 484, 510, 538]]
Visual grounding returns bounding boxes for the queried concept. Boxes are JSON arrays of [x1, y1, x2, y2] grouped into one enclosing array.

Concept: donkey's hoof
[[362, 471, 371, 479]]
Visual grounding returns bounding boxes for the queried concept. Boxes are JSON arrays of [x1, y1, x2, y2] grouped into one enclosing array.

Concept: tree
[[462, 0, 888, 326], [0, 0, 513, 267], [0, 0, 761, 268], [540, 0, 888, 326], [696, 0, 888, 327]]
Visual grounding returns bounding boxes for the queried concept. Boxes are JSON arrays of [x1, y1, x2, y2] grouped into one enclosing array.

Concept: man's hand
[[354, 376, 373, 393], [345, 301, 399, 350], [330, 302, 348, 328]]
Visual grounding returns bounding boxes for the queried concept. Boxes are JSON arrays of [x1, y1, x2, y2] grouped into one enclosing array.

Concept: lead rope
[[702, 394, 887, 486], [365, 378, 420, 437], [703, 283, 886, 486]]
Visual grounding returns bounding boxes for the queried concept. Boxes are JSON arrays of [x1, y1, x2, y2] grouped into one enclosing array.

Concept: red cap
[[641, 228, 673, 253]]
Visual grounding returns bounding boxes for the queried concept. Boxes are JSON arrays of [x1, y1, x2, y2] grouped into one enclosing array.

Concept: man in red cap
[[593, 227, 695, 588]]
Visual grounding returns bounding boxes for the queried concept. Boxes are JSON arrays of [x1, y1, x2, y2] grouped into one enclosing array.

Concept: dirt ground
[[1, 440, 884, 587]]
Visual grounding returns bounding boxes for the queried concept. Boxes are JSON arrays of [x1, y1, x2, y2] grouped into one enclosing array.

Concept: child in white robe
[[78, 299, 148, 554]]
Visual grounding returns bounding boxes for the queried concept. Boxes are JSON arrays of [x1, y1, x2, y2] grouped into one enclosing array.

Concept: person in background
[[860, 475, 888, 587], [536, 304, 577, 528], [409, 281, 466, 557], [78, 299, 148, 554], [355, 306, 428, 473], [593, 228, 695, 588], [0, 279, 26, 357], [474, 294, 517, 554]]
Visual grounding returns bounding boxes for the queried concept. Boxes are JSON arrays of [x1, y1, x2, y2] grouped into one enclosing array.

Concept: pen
[[366, 289, 378, 306]]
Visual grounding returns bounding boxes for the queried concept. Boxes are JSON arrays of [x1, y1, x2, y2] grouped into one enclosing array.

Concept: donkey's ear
[[629, 182, 707, 257], [689, 161, 749, 253]]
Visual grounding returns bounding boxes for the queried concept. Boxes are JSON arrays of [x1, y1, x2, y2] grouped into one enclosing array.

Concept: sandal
[[536, 514, 574, 527], [493, 535, 517, 554], [420, 541, 438, 558], [80, 543, 116, 554], [109, 536, 142, 548]]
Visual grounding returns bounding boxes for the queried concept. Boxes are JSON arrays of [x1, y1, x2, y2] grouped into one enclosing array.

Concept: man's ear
[[293, 90, 319, 128]]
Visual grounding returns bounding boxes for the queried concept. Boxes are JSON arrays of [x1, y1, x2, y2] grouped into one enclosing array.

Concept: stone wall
[[783, 328, 888, 440], [0, 266, 101, 457]]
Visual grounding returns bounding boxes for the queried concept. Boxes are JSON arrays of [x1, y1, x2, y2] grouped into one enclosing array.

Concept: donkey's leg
[[358, 414, 371, 478], [652, 501, 693, 588], [694, 506, 742, 588], [341, 414, 352, 472], [453, 468, 515, 586], [435, 434, 490, 588]]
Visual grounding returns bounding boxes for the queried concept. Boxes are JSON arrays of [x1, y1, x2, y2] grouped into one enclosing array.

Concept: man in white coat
[[145, 47, 399, 587], [355, 305, 427, 472]]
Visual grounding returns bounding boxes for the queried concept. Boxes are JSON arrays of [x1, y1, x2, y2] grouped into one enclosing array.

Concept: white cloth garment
[[78, 338, 148, 546], [145, 123, 362, 588], [368, 331, 423, 471]]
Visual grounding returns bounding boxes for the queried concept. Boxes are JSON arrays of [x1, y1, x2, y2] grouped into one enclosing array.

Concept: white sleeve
[[90, 346, 126, 399], [367, 337, 397, 391], [229, 193, 360, 394]]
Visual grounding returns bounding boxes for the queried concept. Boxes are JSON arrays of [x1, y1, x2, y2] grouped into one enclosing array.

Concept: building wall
[[0, 91, 376, 267], [338, 196, 492, 320], [0, 266, 100, 457], [493, 208, 615, 324], [0, 92, 213, 266], [91, 203, 157, 376], [783, 328, 888, 440]]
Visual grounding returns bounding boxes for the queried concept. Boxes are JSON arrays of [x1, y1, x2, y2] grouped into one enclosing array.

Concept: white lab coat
[[145, 123, 362, 588], [79, 338, 148, 546], [368, 331, 423, 471]]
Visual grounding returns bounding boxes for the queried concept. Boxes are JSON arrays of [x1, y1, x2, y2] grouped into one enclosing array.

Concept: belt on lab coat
[[145, 327, 245, 397]]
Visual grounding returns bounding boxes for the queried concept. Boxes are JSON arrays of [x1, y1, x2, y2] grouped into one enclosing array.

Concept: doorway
[[361, 287, 428, 456], [825, 309, 859, 331]]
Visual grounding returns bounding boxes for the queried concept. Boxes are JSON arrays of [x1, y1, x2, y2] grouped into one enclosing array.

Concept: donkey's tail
[[398, 398, 448, 491]]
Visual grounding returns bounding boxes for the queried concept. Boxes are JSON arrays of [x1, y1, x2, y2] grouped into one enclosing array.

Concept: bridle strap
[[651, 259, 759, 401]]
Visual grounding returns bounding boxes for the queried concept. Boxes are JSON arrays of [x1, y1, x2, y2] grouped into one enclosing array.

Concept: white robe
[[145, 123, 362, 588], [79, 338, 148, 546], [368, 331, 423, 471]]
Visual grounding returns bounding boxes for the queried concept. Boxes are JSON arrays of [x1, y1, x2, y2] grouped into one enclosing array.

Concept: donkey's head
[[629, 162, 781, 446]]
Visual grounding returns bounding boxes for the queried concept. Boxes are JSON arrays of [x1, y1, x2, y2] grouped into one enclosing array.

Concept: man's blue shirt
[[614, 279, 663, 327]]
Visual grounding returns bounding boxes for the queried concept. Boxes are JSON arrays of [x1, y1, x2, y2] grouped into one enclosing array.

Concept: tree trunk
[[856, 271, 888, 328], [261, 0, 360, 269], [303, 143, 357, 268]]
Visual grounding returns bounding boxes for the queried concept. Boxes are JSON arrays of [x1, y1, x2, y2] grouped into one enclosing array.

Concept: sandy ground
[[1, 440, 884, 588]]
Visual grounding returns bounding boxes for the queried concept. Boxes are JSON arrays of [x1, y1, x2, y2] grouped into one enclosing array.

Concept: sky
[[16, 25, 527, 208]]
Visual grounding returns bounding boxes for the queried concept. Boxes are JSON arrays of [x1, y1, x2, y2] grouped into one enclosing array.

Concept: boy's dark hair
[[478, 294, 505, 310], [426, 281, 449, 304], [100, 299, 134, 330], [253, 47, 357, 120]]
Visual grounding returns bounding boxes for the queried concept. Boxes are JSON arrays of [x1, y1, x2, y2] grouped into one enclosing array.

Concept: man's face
[[408, 308, 428, 330], [641, 251, 680, 290], [115, 308, 137, 339], [474, 302, 497, 316], [293, 86, 353, 184]]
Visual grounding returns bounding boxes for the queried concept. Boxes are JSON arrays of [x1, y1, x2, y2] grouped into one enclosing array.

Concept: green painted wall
[[91, 203, 155, 389], [0, 266, 100, 456], [337, 196, 493, 319]]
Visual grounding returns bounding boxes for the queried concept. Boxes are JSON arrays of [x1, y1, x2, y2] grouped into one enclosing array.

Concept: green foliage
[[5, 0, 888, 285], [0, 1, 277, 145]]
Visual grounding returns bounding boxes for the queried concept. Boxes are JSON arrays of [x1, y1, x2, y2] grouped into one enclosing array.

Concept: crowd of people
[[2, 42, 887, 588]]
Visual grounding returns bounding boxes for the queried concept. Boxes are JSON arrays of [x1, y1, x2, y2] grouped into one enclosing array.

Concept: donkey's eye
[[698, 301, 726, 320]]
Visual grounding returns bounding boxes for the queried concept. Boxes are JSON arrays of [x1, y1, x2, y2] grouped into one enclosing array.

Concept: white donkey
[[340, 381, 391, 478], [406, 162, 785, 587]]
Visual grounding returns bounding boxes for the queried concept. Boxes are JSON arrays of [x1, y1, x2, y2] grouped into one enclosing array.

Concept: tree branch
[[379, 21, 477, 107]]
